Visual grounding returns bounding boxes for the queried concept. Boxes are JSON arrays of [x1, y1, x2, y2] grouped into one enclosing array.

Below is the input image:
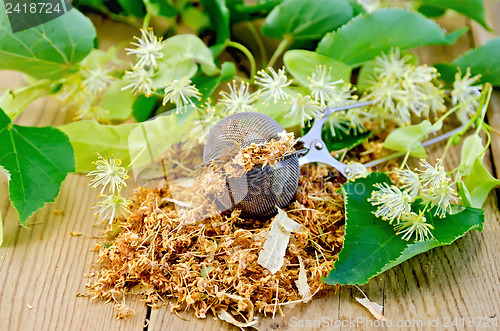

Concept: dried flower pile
[[82, 164, 345, 321], [81, 135, 350, 322]]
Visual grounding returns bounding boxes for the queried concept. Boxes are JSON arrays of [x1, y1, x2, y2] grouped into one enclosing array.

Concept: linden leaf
[[323, 173, 484, 285], [316, 8, 467, 66], [417, 0, 490, 30], [201, 0, 230, 44], [0, 108, 75, 226], [262, 0, 353, 41], [258, 207, 303, 274], [0, 8, 96, 79], [436, 38, 500, 87]]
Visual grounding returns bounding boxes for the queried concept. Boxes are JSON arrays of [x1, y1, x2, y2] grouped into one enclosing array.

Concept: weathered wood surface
[[1, 4, 500, 331]]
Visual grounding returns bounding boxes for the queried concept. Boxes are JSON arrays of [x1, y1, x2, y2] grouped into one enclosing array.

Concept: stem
[[226, 41, 257, 81], [246, 21, 268, 67], [268, 34, 294, 68], [142, 12, 152, 30], [400, 151, 411, 169]]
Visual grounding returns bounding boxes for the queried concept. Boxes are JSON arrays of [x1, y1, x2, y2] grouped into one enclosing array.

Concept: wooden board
[[1, 4, 500, 331]]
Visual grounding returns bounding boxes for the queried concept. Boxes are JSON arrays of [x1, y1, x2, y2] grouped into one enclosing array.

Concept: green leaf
[[383, 120, 432, 158], [99, 80, 135, 121], [316, 8, 467, 66], [117, 0, 146, 17], [0, 8, 96, 79], [356, 60, 377, 92], [59, 109, 198, 172], [181, 7, 211, 31], [283, 50, 352, 86], [0, 80, 52, 119], [262, 0, 353, 41], [0, 108, 75, 226], [323, 173, 484, 285], [143, 0, 178, 17], [417, 0, 489, 29], [417, 4, 447, 18], [132, 95, 158, 122], [192, 62, 235, 103], [201, 0, 231, 44], [228, 0, 282, 23], [453, 37, 500, 87], [321, 126, 372, 152], [434, 62, 458, 84]]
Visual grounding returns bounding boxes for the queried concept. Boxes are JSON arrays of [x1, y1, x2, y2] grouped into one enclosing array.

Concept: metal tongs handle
[[298, 101, 373, 178]]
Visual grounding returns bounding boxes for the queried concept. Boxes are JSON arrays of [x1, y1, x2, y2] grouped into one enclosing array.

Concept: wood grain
[[1, 6, 500, 331]]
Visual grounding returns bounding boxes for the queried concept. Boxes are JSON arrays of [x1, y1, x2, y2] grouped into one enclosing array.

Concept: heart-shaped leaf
[[0, 8, 96, 79], [316, 8, 467, 66], [437, 37, 500, 87], [323, 173, 484, 285], [0, 108, 75, 226], [262, 0, 353, 41], [417, 0, 489, 29], [201, 0, 230, 44]]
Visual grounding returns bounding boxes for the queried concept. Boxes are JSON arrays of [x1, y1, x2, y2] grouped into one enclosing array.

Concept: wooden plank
[[470, 0, 500, 178], [0, 72, 148, 330], [147, 14, 500, 331], [0, 8, 498, 331]]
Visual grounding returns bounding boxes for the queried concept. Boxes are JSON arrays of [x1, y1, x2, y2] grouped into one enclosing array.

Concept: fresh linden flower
[[326, 111, 350, 137], [396, 168, 421, 198], [346, 107, 376, 135], [163, 76, 202, 113], [286, 94, 322, 127], [93, 193, 131, 224], [122, 67, 155, 96], [126, 28, 164, 69], [451, 68, 482, 124], [417, 159, 448, 189], [369, 80, 407, 118], [87, 154, 129, 194], [375, 48, 413, 81], [368, 183, 412, 224], [190, 101, 222, 144], [308, 65, 344, 107], [369, 49, 445, 125], [420, 83, 446, 119], [219, 80, 256, 114], [255, 66, 291, 104], [82, 66, 113, 95], [423, 185, 459, 218], [327, 83, 358, 108], [394, 211, 434, 241]]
